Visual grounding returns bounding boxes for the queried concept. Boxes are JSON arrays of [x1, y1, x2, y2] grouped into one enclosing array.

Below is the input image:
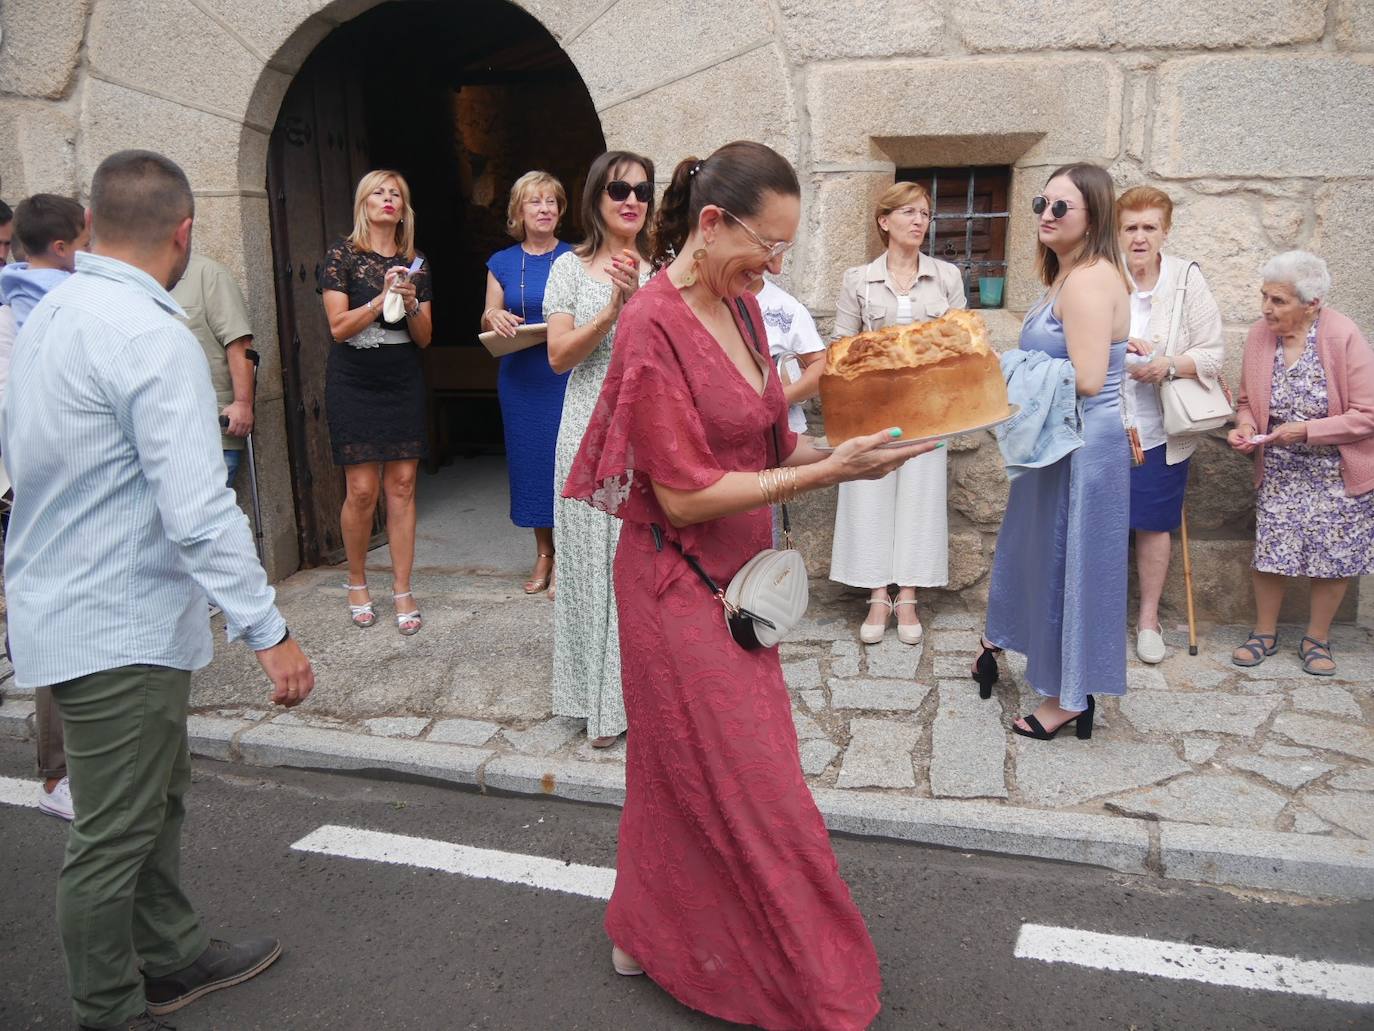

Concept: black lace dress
[[321, 239, 431, 464]]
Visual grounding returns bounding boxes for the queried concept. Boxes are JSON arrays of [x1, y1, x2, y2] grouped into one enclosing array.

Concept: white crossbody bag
[[1159, 262, 1233, 435]]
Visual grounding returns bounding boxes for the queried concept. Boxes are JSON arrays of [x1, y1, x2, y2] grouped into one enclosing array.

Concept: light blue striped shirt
[[1, 251, 285, 688]]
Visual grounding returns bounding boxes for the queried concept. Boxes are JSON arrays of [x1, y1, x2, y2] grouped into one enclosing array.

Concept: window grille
[[895, 166, 1011, 308]]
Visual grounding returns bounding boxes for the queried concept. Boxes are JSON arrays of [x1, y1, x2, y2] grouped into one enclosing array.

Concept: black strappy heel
[[972, 638, 1002, 700], [1012, 695, 1095, 741]]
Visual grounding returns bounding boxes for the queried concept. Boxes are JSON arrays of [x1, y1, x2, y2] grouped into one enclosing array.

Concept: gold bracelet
[[757, 469, 773, 505]]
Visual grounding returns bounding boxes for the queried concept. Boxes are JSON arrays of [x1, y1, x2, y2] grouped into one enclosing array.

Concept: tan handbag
[[1159, 262, 1232, 435]]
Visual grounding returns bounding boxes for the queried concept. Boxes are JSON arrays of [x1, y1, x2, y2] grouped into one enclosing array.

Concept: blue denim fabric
[[995, 348, 1083, 480], [223, 449, 242, 488]]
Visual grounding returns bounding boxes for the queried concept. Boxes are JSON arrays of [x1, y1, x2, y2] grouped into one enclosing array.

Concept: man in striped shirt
[[1, 150, 315, 1031]]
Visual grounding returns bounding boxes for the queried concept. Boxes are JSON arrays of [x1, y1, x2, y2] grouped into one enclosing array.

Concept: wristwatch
[[1166, 358, 1178, 380]]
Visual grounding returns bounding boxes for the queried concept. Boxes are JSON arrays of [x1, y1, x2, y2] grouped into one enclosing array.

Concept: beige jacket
[[1132, 252, 1226, 464], [833, 251, 966, 336]]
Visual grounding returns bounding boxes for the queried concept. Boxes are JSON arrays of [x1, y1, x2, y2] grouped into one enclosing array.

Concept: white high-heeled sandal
[[394, 590, 422, 636], [345, 583, 375, 629], [893, 598, 924, 645], [859, 594, 894, 645]]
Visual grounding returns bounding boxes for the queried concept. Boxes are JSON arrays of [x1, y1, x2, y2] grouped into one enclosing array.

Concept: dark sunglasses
[[605, 180, 653, 204], [1031, 195, 1080, 219]]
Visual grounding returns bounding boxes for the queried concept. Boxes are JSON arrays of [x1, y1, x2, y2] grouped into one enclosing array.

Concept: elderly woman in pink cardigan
[[1227, 251, 1374, 676]]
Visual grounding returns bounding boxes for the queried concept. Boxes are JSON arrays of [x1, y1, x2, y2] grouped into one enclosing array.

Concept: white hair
[[1260, 250, 1331, 303]]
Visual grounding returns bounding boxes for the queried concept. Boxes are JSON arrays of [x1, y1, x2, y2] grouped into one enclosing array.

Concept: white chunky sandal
[[893, 598, 924, 645]]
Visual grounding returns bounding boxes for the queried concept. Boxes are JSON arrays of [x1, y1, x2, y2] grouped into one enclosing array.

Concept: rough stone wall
[[0, 0, 1370, 620]]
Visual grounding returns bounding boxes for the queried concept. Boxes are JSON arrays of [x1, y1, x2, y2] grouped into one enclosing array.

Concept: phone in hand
[[392, 257, 424, 285]]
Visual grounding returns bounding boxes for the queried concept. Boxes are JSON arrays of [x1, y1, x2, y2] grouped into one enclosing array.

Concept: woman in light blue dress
[[973, 163, 1133, 741]]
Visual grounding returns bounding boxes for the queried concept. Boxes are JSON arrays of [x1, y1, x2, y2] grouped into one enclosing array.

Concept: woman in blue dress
[[482, 171, 574, 594], [973, 163, 1133, 741]]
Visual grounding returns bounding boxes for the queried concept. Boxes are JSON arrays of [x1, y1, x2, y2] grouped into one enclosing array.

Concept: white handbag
[[1159, 262, 1233, 435]]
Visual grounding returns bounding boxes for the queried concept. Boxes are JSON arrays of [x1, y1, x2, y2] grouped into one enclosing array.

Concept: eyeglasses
[[1032, 196, 1081, 219], [891, 206, 932, 223], [719, 207, 794, 262], [605, 180, 653, 204]]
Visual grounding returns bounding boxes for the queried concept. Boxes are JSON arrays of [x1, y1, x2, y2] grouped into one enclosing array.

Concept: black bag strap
[[733, 296, 791, 540]]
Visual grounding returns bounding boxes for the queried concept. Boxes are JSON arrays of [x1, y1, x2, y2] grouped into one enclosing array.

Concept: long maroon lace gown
[[563, 272, 881, 1030]]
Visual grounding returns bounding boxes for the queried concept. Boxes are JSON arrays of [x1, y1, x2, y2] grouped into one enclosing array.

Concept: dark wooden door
[[267, 35, 383, 566]]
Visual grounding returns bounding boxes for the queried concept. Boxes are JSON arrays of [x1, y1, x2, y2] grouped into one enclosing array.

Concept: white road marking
[[0, 774, 40, 809], [291, 824, 616, 901], [1015, 923, 1374, 1006]]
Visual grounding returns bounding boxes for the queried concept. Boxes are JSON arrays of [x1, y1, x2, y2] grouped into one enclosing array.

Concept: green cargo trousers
[[53, 665, 209, 1027]]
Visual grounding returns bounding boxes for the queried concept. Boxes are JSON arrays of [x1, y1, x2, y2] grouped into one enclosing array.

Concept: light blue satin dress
[[986, 300, 1129, 711]]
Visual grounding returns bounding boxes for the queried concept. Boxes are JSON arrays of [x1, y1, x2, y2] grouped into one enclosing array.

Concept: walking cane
[[221, 349, 266, 565], [1179, 504, 1198, 656]]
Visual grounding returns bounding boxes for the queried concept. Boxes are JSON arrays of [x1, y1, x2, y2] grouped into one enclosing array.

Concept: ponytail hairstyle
[[574, 150, 655, 260], [651, 141, 800, 269], [1036, 162, 1127, 288]]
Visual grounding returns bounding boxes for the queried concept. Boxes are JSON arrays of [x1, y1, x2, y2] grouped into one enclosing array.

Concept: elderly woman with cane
[[1228, 251, 1374, 676], [1116, 186, 1225, 663]]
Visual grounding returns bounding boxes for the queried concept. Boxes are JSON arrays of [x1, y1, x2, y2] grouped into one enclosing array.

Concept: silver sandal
[[345, 583, 376, 629], [393, 591, 422, 636]]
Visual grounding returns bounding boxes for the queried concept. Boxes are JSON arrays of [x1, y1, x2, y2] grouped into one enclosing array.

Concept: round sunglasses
[[1031, 195, 1081, 219], [605, 180, 653, 204]]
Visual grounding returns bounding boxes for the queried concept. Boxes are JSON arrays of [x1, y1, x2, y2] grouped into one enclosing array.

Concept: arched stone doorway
[[266, 1, 606, 566]]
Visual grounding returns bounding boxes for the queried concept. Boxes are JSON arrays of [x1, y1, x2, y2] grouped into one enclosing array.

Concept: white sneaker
[[1136, 626, 1167, 664], [38, 776, 75, 821]]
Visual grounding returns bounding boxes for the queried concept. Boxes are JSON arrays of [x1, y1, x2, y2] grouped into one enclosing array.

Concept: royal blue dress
[[986, 300, 1129, 711], [487, 241, 573, 527]]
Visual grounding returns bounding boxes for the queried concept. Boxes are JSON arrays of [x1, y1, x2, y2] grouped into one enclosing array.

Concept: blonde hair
[[346, 169, 415, 261], [875, 181, 932, 247], [506, 171, 566, 242], [1116, 185, 1174, 233]]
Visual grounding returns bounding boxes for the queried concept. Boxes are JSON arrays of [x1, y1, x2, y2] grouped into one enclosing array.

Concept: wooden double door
[[267, 36, 382, 567]]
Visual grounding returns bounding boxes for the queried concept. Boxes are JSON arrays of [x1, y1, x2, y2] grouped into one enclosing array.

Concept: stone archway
[[69, 0, 797, 580]]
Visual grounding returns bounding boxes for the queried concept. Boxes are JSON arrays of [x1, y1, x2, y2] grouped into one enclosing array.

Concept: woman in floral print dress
[[1228, 251, 1374, 677]]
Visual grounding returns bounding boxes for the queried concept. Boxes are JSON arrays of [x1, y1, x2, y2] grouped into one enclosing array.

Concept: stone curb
[[6, 712, 1361, 901], [1159, 823, 1374, 900], [810, 788, 1152, 875]]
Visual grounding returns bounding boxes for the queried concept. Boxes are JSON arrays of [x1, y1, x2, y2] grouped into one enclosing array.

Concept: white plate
[[810, 405, 1021, 452]]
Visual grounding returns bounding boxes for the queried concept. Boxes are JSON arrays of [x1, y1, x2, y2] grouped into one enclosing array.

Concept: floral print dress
[[1254, 319, 1374, 578], [544, 252, 649, 739]]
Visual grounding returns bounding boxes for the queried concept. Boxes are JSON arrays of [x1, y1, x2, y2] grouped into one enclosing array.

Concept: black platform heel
[[1012, 695, 1095, 741], [972, 638, 1002, 700]]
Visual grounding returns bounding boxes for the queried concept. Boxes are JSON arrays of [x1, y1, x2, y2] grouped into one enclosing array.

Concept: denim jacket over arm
[[995, 348, 1083, 479]]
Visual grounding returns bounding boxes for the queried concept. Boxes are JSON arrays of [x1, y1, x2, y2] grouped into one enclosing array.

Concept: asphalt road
[[1, 737, 1370, 1031]]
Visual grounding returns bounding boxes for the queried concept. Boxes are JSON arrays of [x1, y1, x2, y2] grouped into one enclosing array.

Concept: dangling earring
[[682, 247, 708, 288]]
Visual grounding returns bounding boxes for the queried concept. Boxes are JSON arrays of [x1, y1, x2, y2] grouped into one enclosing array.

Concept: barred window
[[896, 166, 1011, 309]]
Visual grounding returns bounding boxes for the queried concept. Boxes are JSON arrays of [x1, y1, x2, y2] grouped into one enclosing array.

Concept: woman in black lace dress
[[321, 169, 433, 635]]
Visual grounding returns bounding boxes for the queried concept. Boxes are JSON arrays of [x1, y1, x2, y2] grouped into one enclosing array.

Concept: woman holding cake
[[976, 163, 1132, 741], [564, 140, 935, 1029], [1116, 186, 1225, 664], [830, 181, 966, 645]]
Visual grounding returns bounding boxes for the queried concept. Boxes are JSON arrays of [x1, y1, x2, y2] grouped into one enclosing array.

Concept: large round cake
[[819, 309, 1008, 445]]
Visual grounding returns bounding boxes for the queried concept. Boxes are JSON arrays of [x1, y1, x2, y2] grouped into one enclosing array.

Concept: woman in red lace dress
[[564, 141, 935, 1030]]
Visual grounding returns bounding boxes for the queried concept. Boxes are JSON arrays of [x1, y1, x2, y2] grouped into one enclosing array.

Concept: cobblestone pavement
[[3, 568, 1371, 847]]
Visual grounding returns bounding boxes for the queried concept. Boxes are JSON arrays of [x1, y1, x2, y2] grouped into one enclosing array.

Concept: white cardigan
[[1133, 252, 1226, 464]]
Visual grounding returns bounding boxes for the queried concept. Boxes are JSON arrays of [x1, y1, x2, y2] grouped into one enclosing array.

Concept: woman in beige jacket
[[1117, 186, 1225, 664], [829, 181, 965, 645]]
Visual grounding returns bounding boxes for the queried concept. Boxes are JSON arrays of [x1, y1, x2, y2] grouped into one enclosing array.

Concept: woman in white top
[[1116, 186, 1225, 664], [829, 181, 965, 644]]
